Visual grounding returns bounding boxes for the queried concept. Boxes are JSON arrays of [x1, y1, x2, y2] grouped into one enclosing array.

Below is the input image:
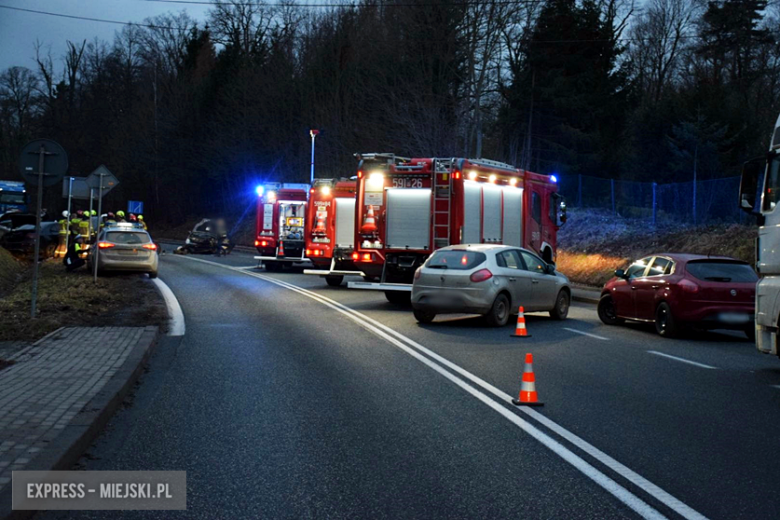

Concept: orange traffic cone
[[278, 241, 285, 257], [513, 353, 544, 407], [314, 213, 327, 235], [361, 205, 377, 233], [511, 306, 531, 338]]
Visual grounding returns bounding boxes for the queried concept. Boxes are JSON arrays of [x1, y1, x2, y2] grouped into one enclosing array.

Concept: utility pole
[[310, 129, 319, 184]]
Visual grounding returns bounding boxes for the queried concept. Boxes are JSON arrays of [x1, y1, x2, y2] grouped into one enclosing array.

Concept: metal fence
[[558, 174, 746, 225]]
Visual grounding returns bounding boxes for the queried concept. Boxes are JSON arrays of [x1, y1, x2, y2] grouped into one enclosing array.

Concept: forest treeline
[[0, 0, 778, 221]]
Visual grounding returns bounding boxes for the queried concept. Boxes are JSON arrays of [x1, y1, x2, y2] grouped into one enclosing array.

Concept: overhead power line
[[134, 0, 547, 7], [0, 3, 704, 43]]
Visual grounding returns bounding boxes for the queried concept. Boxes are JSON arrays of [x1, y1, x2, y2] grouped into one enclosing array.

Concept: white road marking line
[[235, 266, 259, 270], [563, 327, 610, 340], [179, 256, 708, 520], [772, 385, 780, 390], [647, 351, 718, 370], [151, 278, 185, 336]]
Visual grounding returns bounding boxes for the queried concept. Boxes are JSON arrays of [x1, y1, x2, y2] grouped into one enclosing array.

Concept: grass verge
[[0, 253, 168, 343], [557, 209, 756, 287]]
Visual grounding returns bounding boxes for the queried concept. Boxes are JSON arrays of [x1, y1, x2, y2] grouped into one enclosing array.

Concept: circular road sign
[[19, 139, 68, 187]]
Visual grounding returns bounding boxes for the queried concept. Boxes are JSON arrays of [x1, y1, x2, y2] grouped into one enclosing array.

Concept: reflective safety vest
[[58, 219, 68, 236], [69, 218, 82, 235], [78, 219, 90, 234]]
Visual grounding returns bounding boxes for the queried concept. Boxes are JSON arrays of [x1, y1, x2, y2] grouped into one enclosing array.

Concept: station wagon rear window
[[686, 261, 758, 283], [427, 251, 486, 270], [105, 232, 150, 245]]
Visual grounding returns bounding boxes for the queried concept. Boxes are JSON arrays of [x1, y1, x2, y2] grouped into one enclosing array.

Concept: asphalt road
[[41, 247, 780, 519]]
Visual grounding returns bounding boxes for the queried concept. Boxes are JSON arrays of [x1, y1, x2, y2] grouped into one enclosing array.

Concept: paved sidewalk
[[0, 327, 157, 498]]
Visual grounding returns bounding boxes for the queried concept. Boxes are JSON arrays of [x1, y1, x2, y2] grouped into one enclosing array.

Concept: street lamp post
[[310, 129, 319, 184]]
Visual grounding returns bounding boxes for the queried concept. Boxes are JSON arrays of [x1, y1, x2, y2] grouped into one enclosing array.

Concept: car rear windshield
[[427, 251, 486, 270], [686, 261, 758, 283], [105, 231, 150, 245]]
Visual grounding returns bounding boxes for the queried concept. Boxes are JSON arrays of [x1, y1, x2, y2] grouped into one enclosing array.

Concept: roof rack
[[354, 153, 412, 165], [465, 158, 518, 172]]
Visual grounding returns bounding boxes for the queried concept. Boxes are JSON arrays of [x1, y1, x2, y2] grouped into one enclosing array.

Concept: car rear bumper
[[97, 254, 158, 273], [693, 312, 755, 330], [411, 285, 495, 315], [675, 303, 754, 328]]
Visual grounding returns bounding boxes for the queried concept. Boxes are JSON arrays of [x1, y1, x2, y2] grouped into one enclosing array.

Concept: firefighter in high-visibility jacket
[[63, 235, 86, 272], [55, 211, 69, 258], [138, 214, 147, 231], [69, 210, 83, 236], [78, 213, 90, 237]]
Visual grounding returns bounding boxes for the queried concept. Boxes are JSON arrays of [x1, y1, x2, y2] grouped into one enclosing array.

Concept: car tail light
[[97, 242, 114, 249], [260, 240, 268, 247], [142, 243, 157, 250], [414, 268, 422, 281], [678, 278, 699, 293], [352, 252, 359, 261], [362, 253, 372, 262], [306, 249, 311, 256], [470, 269, 493, 283], [255, 239, 260, 247]]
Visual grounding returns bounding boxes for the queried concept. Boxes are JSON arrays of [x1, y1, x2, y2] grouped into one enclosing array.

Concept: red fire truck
[[254, 183, 310, 271], [349, 154, 566, 301], [302, 179, 362, 286]]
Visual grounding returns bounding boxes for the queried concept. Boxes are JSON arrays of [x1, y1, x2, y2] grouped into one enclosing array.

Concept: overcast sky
[[0, 0, 212, 72]]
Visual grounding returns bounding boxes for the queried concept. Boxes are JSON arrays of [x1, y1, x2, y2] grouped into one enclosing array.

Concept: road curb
[[571, 285, 601, 305], [0, 326, 160, 520]]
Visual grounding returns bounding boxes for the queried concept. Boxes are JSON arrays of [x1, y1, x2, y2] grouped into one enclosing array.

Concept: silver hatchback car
[[411, 244, 571, 326], [89, 226, 159, 278]]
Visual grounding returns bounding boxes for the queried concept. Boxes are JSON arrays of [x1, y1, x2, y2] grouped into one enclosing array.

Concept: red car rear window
[[686, 261, 758, 283]]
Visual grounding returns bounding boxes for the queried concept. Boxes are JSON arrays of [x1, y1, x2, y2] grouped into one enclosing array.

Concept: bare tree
[[208, 0, 276, 57], [629, 0, 698, 104]]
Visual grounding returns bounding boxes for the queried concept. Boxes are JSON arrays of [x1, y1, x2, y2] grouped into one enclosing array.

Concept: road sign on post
[[128, 200, 143, 215], [19, 139, 68, 319], [61, 176, 91, 200], [86, 165, 119, 283]]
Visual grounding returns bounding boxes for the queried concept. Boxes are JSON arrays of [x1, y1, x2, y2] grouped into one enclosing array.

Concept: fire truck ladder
[[432, 158, 454, 249]]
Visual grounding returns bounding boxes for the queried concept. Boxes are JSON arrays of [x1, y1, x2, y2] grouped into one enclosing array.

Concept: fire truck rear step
[[347, 281, 413, 292]]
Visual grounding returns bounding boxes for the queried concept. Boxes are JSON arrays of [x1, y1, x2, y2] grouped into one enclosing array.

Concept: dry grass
[[557, 209, 757, 287], [0, 247, 26, 297], [0, 255, 168, 342]]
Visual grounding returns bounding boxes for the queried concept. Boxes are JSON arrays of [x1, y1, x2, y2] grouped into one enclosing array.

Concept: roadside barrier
[[512, 353, 544, 407], [511, 306, 531, 338]]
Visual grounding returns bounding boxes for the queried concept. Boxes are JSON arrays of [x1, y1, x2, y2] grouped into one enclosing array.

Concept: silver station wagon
[[411, 244, 571, 326]]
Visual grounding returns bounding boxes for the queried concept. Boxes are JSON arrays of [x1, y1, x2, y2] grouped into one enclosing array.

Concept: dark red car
[[597, 254, 757, 338]]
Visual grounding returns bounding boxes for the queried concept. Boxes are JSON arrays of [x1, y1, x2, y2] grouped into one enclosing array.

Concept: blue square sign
[[128, 200, 144, 214]]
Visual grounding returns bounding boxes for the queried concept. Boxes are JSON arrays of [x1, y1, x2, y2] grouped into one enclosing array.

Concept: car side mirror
[[615, 269, 626, 279], [546, 263, 556, 275]]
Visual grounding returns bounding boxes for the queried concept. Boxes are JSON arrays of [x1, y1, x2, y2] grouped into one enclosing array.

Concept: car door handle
[[508, 278, 516, 282], [652, 285, 660, 289], [631, 286, 637, 290], [531, 280, 539, 284]]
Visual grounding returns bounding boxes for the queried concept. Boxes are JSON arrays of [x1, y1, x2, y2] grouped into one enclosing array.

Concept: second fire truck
[[349, 154, 566, 302], [303, 179, 362, 286]]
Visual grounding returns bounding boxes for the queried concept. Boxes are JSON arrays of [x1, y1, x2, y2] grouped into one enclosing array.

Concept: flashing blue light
[[550, 175, 558, 183], [255, 185, 265, 197]]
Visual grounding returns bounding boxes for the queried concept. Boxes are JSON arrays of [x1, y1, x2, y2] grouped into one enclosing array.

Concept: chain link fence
[[558, 174, 746, 225]]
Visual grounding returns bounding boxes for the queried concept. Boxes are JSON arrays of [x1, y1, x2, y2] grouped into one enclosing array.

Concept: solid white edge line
[[647, 351, 718, 370], [151, 278, 186, 337], [179, 256, 709, 520], [563, 327, 610, 340]]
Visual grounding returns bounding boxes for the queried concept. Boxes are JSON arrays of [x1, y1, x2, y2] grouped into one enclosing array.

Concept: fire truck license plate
[[392, 178, 423, 188]]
